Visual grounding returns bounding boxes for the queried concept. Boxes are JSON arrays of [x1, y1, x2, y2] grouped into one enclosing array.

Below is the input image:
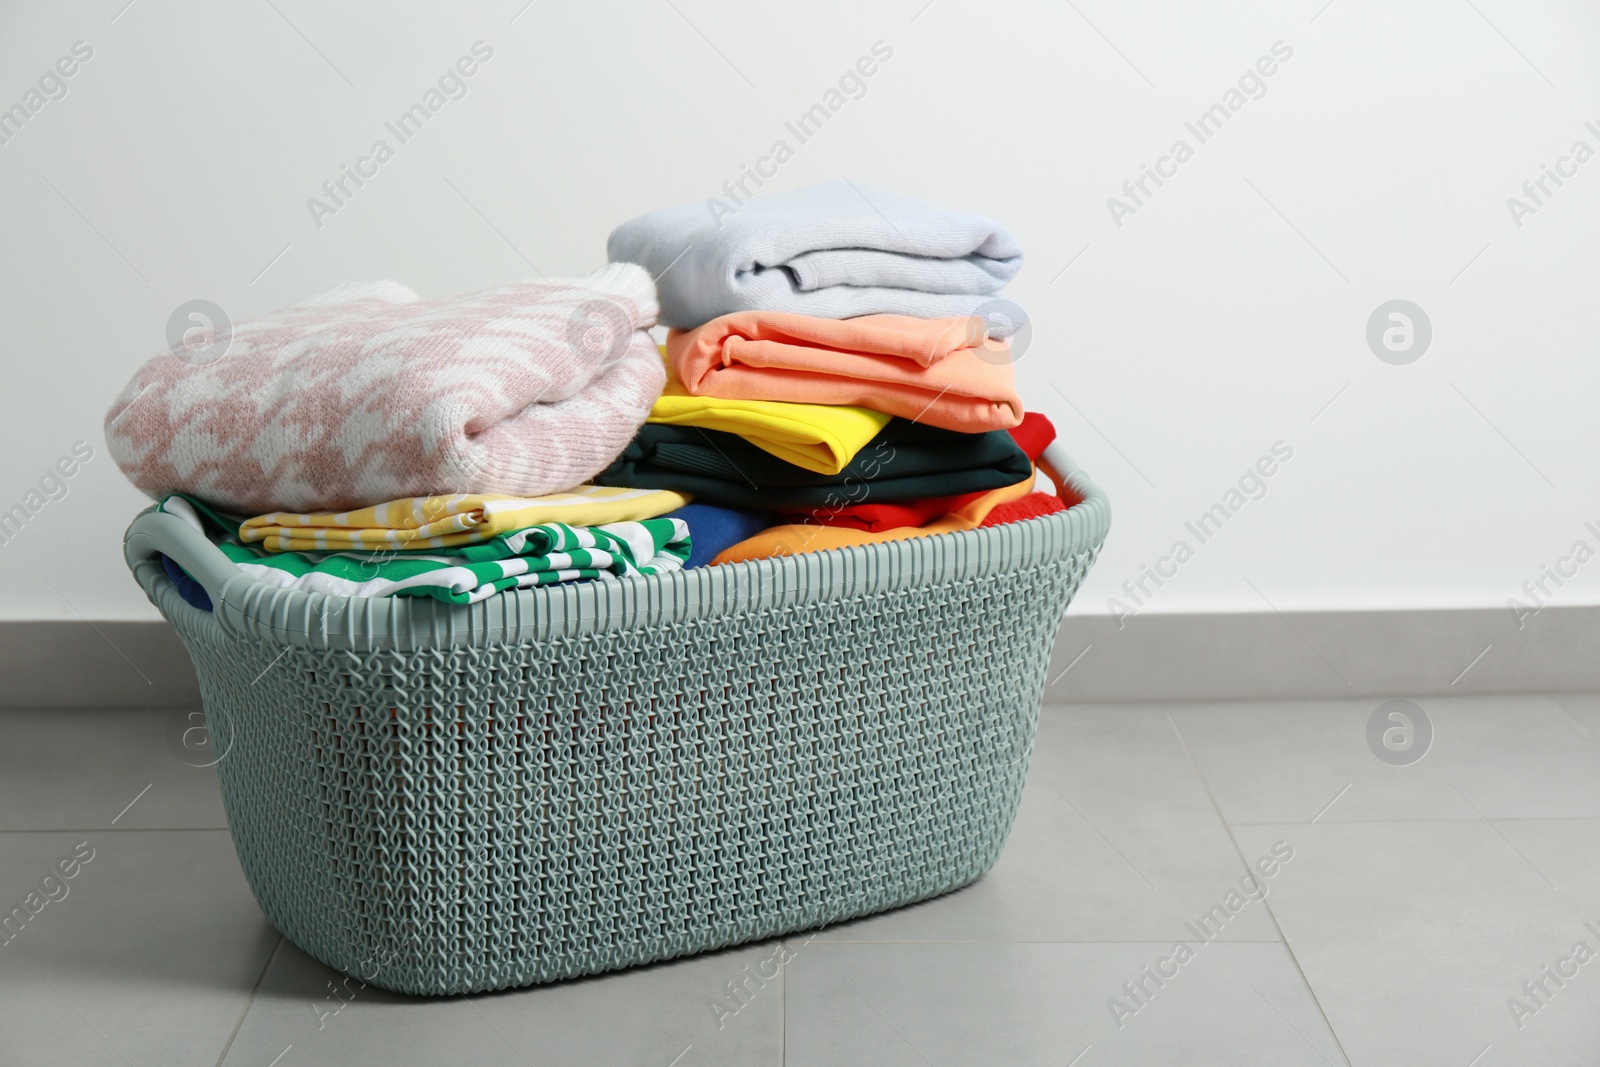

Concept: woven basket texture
[[127, 460, 1108, 995]]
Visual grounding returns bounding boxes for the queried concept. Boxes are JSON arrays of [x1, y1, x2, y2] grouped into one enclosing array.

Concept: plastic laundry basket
[[123, 443, 1109, 995]]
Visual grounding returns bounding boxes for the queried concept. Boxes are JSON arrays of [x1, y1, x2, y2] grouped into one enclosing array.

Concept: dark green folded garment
[[597, 419, 1031, 509]]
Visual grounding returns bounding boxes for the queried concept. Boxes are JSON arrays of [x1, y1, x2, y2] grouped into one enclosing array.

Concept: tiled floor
[[4, 695, 1600, 1065]]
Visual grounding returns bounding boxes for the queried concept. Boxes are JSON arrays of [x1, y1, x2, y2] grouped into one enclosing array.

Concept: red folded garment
[[1000, 410, 1056, 460], [979, 492, 1067, 527], [778, 413, 1057, 532]]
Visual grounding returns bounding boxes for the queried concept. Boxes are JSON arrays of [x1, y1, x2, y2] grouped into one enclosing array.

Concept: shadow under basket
[[123, 444, 1110, 995]]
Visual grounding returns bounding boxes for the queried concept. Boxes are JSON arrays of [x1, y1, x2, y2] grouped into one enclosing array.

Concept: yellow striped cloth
[[238, 485, 690, 552]]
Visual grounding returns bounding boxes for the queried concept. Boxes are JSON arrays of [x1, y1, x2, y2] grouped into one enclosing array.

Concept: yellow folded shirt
[[647, 350, 890, 476], [238, 485, 690, 552]]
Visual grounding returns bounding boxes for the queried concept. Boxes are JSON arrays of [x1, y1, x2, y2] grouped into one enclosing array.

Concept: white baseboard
[[2, 607, 1594, 710], [1, 621, 200, 709], [1042, 605, 1600, 702]]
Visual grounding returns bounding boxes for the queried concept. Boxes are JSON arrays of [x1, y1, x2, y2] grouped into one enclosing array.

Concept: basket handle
[[1038, 441, 1093, 510], [124, 506, 253, 626]]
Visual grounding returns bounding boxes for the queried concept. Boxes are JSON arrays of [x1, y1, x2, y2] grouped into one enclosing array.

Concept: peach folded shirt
[[666, 311, 1024, 433]]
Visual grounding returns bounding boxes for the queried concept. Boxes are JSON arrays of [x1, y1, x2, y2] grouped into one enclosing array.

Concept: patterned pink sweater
[[106, 264, 664, 513]]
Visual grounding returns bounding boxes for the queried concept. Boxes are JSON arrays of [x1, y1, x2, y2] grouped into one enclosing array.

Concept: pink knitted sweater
[[105, 264, 664, 513]]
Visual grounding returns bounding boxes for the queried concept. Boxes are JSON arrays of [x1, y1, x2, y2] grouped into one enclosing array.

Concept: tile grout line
[[794, 937, 1287, 945], [42, 976, 138, 1066], [1448, 781, 1561, 891], [1216, 825, 1600, 831], [845, 977, 937, 1066], [1163, 710, 1356, 1067], [0, 827, 232, 835], [212, 933, 286, 1067], [1038, 690, 1600, 712]]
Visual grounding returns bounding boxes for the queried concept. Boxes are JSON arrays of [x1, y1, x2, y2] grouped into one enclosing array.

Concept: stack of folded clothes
[[107, 265, 694, 606], [602, 180, 1067, 565], [108, 182, 1071, 605]]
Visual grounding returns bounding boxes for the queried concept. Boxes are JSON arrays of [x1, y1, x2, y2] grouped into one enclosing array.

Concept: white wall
[[1, 0, 1597, 621]]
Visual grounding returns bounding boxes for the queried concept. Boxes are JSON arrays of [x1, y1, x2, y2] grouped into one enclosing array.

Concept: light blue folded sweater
[[607, 180, 1024, 332]]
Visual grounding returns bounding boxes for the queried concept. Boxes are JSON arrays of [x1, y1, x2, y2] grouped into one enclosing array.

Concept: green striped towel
[[157, 495, 690, 604]]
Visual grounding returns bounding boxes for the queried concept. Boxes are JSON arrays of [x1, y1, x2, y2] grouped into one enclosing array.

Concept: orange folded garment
[[667, 311, 1023, 433], [711, 468, 1037, 565]]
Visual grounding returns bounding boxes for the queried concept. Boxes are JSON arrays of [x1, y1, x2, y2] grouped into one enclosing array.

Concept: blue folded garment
[[160, 553, 213, 612], [664, 504, 770, 569], [607, 179, 1024, 331]]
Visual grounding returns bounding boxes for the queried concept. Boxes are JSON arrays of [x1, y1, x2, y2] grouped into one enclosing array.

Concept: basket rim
[[124, 443, 1110, 652]]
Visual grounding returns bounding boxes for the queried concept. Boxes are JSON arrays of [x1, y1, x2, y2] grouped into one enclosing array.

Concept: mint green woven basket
[[123, 445, 1108, 995]]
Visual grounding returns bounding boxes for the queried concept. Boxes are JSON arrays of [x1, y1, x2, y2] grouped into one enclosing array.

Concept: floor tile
[[219, 937, 785, 1067], [0, 829, 278, 1067], [813, 705, 1279, 943], [0, 707, 228, 831], [784, 940, 1345, 1066], [1172, 694, 1600, 824], [9, 698, 1599, 1064], [1495, 817, 1600, 903], [1232, 821, 1600, 1067], [1553, 692, 1600, 741]]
